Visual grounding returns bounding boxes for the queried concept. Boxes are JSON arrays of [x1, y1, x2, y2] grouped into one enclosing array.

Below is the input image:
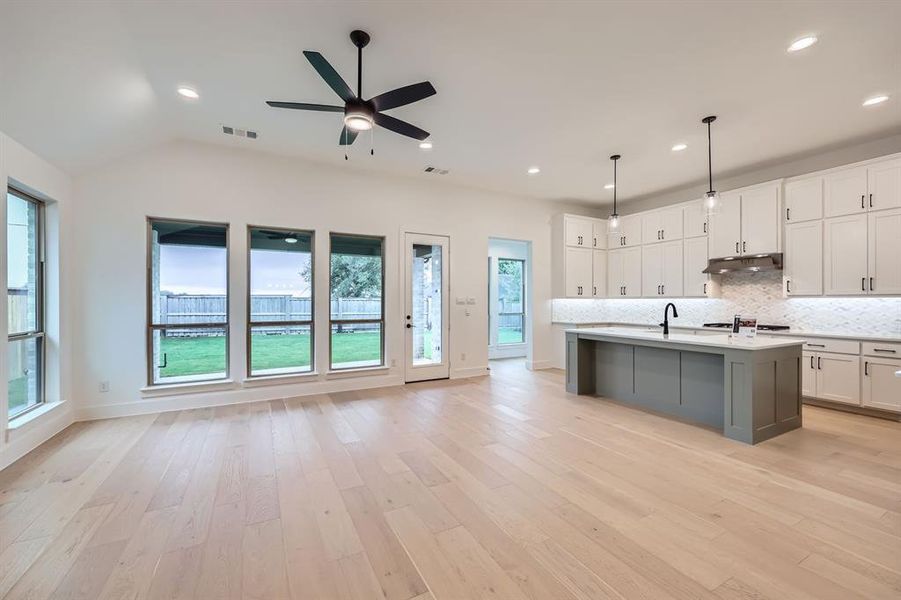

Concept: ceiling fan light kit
[[267, 29, 436, 152]]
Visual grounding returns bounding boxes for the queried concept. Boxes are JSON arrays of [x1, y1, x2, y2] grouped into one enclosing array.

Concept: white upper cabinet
[[784, 221, 822, 296], [823, 214, 868, 295], [824, 166, 868, 218], [609, 247, 641, 297], [683, 236, 711, 297], [642, 206, 683, 244], [784, 177, 823, 223], [741, 185, 780, 255], [641, 241, 682, 297], [592, 220, 608, 249], [660, 240, 683, 297], [608, 214, 642, 248], [592, 250, 607, 297], [868, 208, 901, 295], [564, 247, 593, 297], [708, 191, 742, 258], [867, 158, 901, 212], [683, 200, 708, 238], [564, 215, 594, 247]]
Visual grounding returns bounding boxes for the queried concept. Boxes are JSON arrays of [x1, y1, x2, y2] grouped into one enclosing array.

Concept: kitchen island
[[565, 327, 805, 444]]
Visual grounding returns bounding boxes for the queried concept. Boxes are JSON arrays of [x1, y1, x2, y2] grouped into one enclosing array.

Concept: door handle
[[864, 361, 869, 376]]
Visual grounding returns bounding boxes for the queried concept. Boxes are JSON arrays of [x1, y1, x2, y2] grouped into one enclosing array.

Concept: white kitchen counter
[[567, 327, 805, 351]]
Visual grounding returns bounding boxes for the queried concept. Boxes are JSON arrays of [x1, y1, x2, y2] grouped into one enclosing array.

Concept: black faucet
[[660, 302, 678, 335]]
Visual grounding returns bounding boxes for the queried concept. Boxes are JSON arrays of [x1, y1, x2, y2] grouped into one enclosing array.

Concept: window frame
[[328, 232, 386, 371], [7, 187, 46, 419], [496, 257, 526, 346], [145, 217, 231, 387], [246, 225, 315, 378]]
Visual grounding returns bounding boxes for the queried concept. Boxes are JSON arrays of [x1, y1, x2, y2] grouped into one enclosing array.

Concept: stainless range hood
[[703, 252, 783, 274]]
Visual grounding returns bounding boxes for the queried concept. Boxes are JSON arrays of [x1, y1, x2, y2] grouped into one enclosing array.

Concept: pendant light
[[701, 115, 721, 216], [607, 154, 622, 234]]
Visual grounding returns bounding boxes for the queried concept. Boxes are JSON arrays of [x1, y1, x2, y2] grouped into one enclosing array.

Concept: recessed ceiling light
[[419, 141, 433, 150], [177, 87, 199, 99], [671, 143, 688, 152], [527, 166, 540, 175], [604, 183, 615, 190], [787, 36, 818, 53], [285, 237, 298, 244], [862, 95, 889, 107]]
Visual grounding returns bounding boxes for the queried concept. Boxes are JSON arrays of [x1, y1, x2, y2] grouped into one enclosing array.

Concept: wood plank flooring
[[1, 359, 899, 599]]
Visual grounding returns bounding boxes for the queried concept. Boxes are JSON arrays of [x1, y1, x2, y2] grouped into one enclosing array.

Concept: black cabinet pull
[[806, 343, 825, 348], [810, 355, 814, 369], [873, 348, 897, 353], [817, 356, 822, 370], [703, 282, 707, 294], [703, 222, 707, 234], [861, 277, 866, 291], [869, 193, 873, 208], [786, 280, 792, 293], [662, 284, 665, 295], [735, 242, 739, 253], [593, 285, 596, 295], [869, 277, 874, 291], [742, 241, 747, 253], [786, 207, 790, 221], [864, 361, 869, 376], [861, 194, 865, 209]]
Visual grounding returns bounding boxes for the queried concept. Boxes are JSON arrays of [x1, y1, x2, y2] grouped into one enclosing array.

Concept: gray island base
[[565, 328, 804, 444]]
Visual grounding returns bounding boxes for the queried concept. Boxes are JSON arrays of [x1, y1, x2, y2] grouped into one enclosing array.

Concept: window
[[248, 227, 314, 376], [148, 219, 229, 385], [496, 258, 525, 344], [7, 188, 44, 418], [329, 234, 384, 370]]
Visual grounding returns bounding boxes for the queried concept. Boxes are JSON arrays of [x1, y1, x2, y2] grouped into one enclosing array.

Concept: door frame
[[403, 232, 450, 382]]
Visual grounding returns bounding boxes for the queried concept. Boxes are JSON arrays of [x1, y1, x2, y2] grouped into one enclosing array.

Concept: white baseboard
[[526, 359, 555, 370], [76, 372, 405, 421], [450, 365, 490, 379], [1, 404, 74, 471]]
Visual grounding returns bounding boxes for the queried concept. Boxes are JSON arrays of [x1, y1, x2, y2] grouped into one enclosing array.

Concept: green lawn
[[8, 376, 27, 415], [498, 327, 524, 344]]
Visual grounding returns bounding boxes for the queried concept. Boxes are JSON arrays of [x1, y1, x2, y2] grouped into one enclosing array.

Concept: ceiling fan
[[267, 30, 436, 146]]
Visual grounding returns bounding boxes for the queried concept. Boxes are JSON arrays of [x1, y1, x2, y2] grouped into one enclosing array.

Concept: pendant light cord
[[707, 120, 713, 194], [613, 157, 618, 216]]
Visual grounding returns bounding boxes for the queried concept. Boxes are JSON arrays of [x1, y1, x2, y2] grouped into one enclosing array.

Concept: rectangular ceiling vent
[[423, 166, 449, 175], [222, 125, 258, 140]]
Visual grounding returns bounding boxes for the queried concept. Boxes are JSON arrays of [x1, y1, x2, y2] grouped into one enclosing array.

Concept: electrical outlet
[[99, 381, 110, 393]]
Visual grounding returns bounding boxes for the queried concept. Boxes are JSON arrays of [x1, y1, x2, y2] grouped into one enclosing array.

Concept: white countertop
[[554, 321, 901, 344], [568, 327, 806, 351]]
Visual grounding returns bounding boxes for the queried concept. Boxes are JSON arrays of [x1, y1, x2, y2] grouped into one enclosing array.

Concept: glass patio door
[[404, 233, 449, 382]]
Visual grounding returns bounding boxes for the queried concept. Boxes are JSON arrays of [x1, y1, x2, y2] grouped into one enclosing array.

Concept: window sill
[[326, 366, 391, 380], [243, 372, 319, 387], [8, 400, 66, 431], [140, 379, 237, 397]]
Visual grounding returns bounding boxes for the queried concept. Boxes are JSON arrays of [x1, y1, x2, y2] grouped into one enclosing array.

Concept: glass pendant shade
[[703, 190, 721, 216], [607, 213, 621, 234]]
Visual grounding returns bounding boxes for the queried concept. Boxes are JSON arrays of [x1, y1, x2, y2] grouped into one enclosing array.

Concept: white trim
[[2, 402, 73, 471], [526, 359, 555, 370], [450, 365, 490, 379], [243, 371, 319, 387], [326, 366, 391, 379], [140, 379, 237, 397], [7, 400, 66, 431]]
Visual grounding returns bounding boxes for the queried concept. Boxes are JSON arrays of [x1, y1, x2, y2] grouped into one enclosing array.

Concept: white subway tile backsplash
[[553, 271, 901, 337]]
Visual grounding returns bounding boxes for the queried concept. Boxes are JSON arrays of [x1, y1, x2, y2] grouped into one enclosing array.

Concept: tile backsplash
[[553, 271, 901, 337]]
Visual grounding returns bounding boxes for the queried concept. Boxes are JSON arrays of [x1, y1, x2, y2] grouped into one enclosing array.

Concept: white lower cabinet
[[801, 352, 817, 397], [784, 220, 822, 295], [862, 357, 901, 412], [803, 351, 861, 405]]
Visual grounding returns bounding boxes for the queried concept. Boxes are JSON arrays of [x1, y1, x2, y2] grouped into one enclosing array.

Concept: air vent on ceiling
[[423, 166, 449, 175], [222, 125, 258, 140]]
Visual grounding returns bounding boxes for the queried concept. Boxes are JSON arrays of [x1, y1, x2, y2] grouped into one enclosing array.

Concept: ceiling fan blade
[[266, 101, 344, 112], [374, 113, 429, 141], [339, 126, 359, 146], [370, 81, 436, 112], [303, 51, 355, 102]]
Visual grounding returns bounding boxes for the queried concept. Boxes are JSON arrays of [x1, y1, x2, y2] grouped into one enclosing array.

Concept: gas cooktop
[[703, 322, 791, 332]]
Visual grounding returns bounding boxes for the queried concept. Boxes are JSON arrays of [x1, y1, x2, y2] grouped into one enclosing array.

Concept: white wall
[[71, 140, 596, 419], [1, 131, 74, 470]]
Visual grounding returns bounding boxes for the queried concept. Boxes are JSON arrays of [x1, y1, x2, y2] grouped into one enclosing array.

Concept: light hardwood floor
[[1, 359, 900, 600]]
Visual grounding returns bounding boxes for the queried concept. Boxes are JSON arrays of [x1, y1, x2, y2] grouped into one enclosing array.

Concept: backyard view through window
[[330, 234, 384, 369], [249, 227, 314, 376], [497, 258, 525, 344], [7, 189, 43, 417], [148, 219, 228, 385]]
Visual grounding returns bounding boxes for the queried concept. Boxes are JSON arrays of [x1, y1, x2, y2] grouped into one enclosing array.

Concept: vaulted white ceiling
[[1, 1, 899, 203]]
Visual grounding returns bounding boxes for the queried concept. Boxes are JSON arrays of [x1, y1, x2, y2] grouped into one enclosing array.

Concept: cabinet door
[[622, 247, 643, 297], [607, 249, 624, 297], [784, 221, 823, 296], [816, 353, 861, 405], [801, 352, 817, 397], [785, 177, 823, 223], [659, 206, 683, 241], [642, 211, 663, 245], [621, 215, 642, 247], [862, 357, 901, 412], [867, 208, 901, 294], [641, 244, 663, 297], [564, 247, 593, 297], [741, 185, 780, 255], [867, 159, 901, 212], [824, 166, 867, 218], [592, 220, 608, 249], [683, 236, 709, 297], [565, 216, 594, 247], [661, 240, 683, 297], [683, 200, 708, 238], [824, 214, 868, 295], [592, 250, 607, 297], [708, 191, 742, 258]]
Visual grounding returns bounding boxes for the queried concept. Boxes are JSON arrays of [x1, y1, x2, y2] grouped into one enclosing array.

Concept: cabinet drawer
[[800, 338, 860, 355], [862, 341, 901, 357]]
